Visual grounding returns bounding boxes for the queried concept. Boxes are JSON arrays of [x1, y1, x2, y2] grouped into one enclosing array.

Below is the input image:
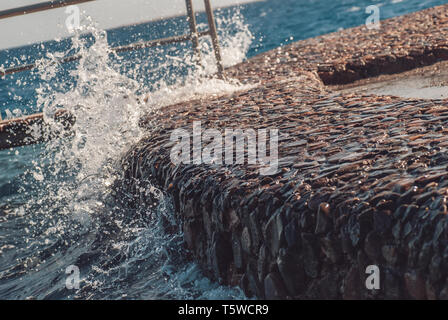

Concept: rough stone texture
[[227, 4, 448, 85], [120, 5, 448, 299]]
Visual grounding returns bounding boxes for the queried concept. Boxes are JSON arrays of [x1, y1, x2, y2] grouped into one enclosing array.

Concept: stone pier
[[121, 5, 448, 299]]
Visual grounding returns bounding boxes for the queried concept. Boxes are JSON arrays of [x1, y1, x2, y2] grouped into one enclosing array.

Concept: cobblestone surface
[[227, 4, 448, 85], [120, 5, 448, 299]]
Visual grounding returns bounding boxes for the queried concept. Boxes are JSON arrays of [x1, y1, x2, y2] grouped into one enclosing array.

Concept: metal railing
[[0, 0, 225, 149]]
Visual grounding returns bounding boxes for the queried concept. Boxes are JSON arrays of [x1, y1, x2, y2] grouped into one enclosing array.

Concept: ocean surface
[[0, 0, 447, 299]]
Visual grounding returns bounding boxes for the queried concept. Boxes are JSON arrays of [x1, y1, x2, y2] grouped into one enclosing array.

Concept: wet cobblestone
[[227, 4, 448, 85], [120, 5, 448, 299]]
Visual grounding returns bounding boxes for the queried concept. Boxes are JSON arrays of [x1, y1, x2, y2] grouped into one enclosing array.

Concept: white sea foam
[[3, 9, 252, 299]]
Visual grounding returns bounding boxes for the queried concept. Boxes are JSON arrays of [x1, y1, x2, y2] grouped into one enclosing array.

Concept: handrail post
[[204, 0, 224, 78], [185, 0, 201, 63], [1, 0, 230, 149]]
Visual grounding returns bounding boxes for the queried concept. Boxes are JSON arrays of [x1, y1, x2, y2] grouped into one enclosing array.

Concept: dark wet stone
[[284, 219, 301, 249], [392, 204, 408, 221], [308, 191, 332, 211], [374, 210, 393, 235], [298, 208, 314, 231], [399, 187, 420, 205], [402, 222, 413, 239], [364, 231, 382, 262], [316, 271, 340, 300], [202, 208, 213, 241], [426, 280, 438, 300], [301, 233, 320, 278], [248, 211, 262, 254], [264, 211, 285, 258], [416, 191, 439, 206], [239, 273, 251, 297], [341, 233, 355, 256], [241, 227, 252, 254], [376, 199, 394, 211], [211, 232, 233, 282], [417, 242, 433, 269], [382, 245, 398, 265], [370, 191, 401, 206], [383, 268, 402, 300], [315, 202, 332, 235], [429, 254, 443, 283], [243, 266, 263, 298], [264, 272, 288, 300], [404, 271, 427, 300], [227, 209, 240, 231], [348, 220, 363, 247], [277, 248, 306, 297], [356, 251, 370, 280], [433, 219, 446, 243], [321, 234, 342, 264], [343, 265, 361, 300], [257, 246, 268, 283], [439, 281, 448, 300], [231, 234, 243, 271], [184, 219, 201, 250], [358, 208, 374, 230]]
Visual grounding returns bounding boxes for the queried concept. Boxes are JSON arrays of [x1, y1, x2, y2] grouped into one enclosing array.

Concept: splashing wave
[[0, 9, 251, 300]]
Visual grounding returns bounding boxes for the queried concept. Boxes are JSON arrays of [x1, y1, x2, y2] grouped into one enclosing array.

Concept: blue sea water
[[0, 0, 447, 299], [2, 0, 448, 120]]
